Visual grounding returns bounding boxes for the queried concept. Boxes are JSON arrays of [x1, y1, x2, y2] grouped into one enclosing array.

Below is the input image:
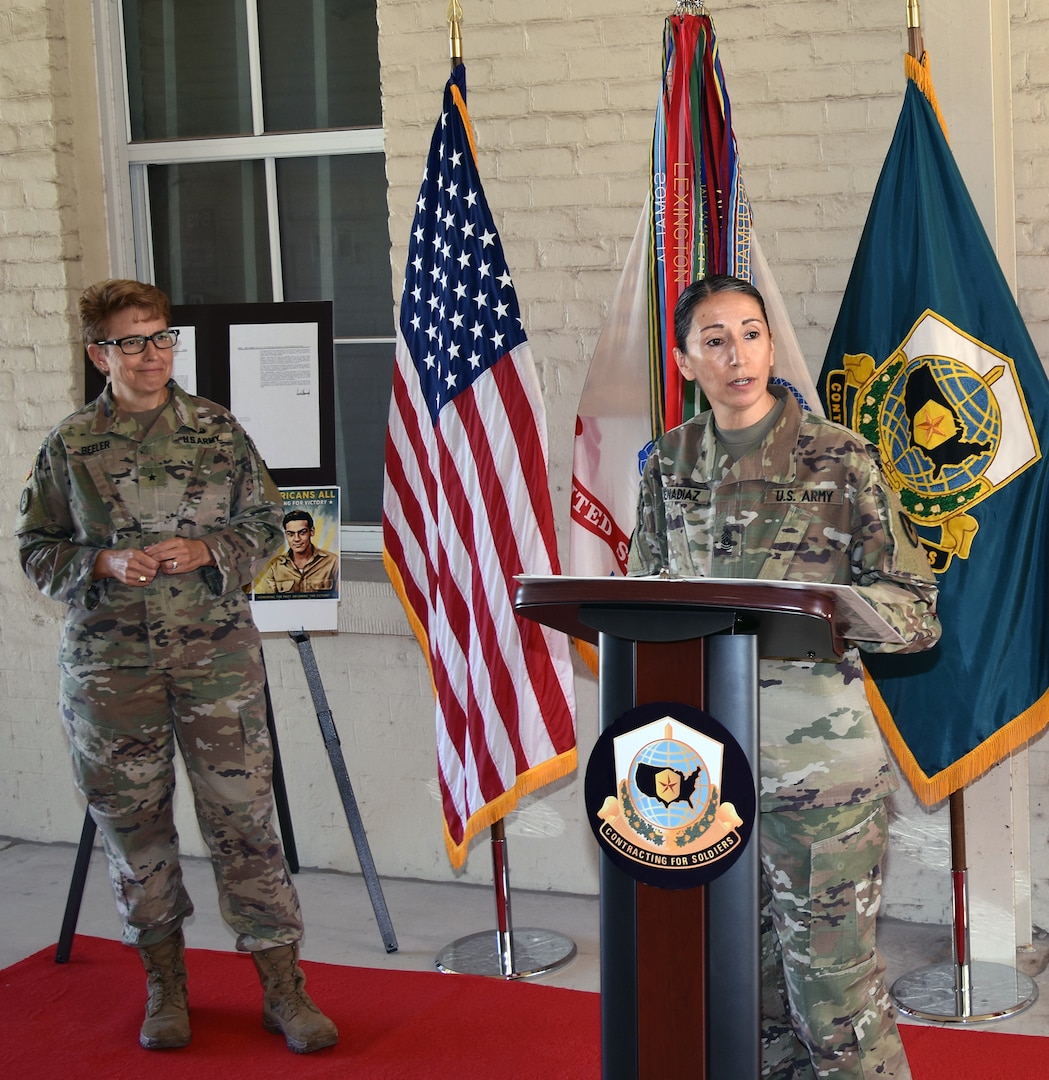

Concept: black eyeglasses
[[95, 329, 180, 355]]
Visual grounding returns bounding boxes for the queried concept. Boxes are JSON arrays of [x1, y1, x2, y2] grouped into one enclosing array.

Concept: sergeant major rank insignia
[[584, 702, 755, 889], [824, 309, 1041, 572]]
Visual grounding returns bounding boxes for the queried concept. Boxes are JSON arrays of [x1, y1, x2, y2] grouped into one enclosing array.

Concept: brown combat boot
[[137, 928, 190, 1049], [252, 943, 338, 1053]]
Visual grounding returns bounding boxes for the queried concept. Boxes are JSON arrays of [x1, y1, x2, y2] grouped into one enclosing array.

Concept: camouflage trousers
[[59, 645, 303, 951], [759, 799, 911, 1080]]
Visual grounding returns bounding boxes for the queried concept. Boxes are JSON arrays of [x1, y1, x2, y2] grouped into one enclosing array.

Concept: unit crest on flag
[[824, 309, 1041, 573]]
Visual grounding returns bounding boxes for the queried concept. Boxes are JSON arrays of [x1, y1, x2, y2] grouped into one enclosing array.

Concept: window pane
[[149, 161, 273, 305], [124, 0, 252, 139], [259, 0, 381, 130], [335, 342, 395, 523], [277, 154, 394, 338]]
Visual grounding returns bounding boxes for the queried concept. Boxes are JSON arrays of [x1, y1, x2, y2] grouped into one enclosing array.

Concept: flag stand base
[[435, 926, 577, 980], [434, 819, 576, 980], [891, 960, 1037, 1024], [890, 790, 1038, 1023]]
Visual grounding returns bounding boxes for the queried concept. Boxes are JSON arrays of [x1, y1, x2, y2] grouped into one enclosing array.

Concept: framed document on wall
[[84, 300, 336, 489]]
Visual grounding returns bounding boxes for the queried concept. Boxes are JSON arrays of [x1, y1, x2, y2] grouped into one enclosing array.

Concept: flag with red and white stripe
[[383, 65, 577, 869]]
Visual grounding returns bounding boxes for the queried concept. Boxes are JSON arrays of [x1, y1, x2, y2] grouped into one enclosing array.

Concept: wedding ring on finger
[[170, 559, 178, 570], [138, 575, 147, 582]]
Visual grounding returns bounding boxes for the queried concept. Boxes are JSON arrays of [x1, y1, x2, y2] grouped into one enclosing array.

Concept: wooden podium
[[514, 576, 849, 1080]]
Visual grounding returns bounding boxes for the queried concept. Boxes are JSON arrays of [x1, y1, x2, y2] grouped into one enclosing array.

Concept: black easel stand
[[54, 810, 98, 963], [263, 662, 299, 872], [289, 629, 398, 953], [55, 672, 299, 963]]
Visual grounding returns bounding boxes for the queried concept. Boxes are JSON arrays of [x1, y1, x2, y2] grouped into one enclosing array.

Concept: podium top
[[514, 575, 904, 661]]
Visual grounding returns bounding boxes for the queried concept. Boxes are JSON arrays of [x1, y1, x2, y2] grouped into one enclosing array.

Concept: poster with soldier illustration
[[251, 486, 340, 631]]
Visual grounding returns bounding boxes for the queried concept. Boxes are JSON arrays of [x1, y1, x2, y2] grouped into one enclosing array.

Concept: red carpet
[[899, 1023, 1047, 1079], [0, 935, 599, 1078], [0, 935, 1043, 1078]]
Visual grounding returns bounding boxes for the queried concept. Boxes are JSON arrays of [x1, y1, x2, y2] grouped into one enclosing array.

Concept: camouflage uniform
[[629, 387, 940, 1079], [16, 380, 303, 951], [261, 547, 339, 595]]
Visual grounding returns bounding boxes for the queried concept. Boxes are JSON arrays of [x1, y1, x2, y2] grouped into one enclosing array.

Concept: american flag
[[383, 65, 577, 869]]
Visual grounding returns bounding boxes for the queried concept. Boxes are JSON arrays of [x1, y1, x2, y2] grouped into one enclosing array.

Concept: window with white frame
[[94, 0, 394, 549]]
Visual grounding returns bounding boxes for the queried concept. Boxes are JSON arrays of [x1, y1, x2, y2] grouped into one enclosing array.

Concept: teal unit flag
[[820, 55, 1049, 804]]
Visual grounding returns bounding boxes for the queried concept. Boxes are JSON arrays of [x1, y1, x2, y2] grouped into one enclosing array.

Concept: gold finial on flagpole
[[906, 0, 925, 60], [448, 0, 463, 69]]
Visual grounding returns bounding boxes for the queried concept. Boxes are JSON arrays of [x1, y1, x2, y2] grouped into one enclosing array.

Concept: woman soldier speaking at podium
[[628, 275, 940, 1080]]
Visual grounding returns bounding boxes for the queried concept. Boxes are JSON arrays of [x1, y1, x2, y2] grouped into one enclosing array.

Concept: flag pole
[[447, 0, 463, 69], [906, 0, 924, 61], [429, 3, 576, 980], [435, 809, 578, 979], [888, 1, 1035, 1022], [890, 788, 1037, 1022]]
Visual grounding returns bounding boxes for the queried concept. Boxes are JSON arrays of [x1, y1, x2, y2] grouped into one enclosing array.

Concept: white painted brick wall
[[1012, 0, 1049, 936], [2, 0, 1049, 919], [0, 0, 84, 848]]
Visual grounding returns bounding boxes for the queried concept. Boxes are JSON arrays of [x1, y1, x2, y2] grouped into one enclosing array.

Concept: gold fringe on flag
[[383, 548, 437, 697], [573, 637, 598, 676], [450, 82, 479, 165], [905, 51, 949, 141], [444, 747, 579, 870], [865, 667, 1049, 805], [386, 547, 580, 869]]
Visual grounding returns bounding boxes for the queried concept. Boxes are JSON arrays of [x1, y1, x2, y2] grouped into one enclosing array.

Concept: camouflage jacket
[[627, 387, 941, 811], [16, 381, 284, 669]]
